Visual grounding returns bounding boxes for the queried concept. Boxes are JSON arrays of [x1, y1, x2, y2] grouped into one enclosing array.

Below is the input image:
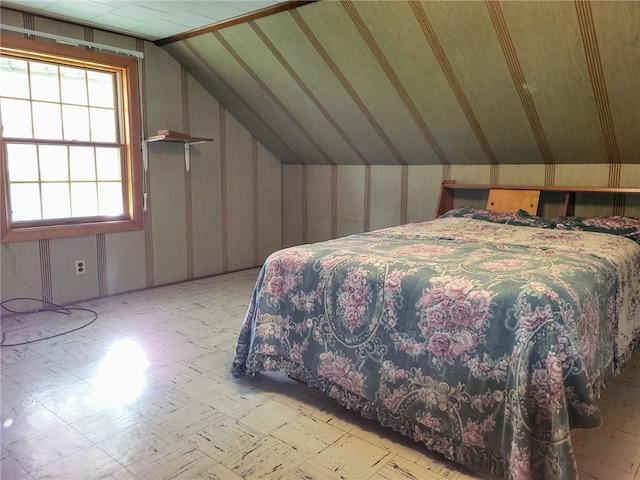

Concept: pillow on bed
[[545, 215, 640, 243], [439, 207, 546, 227]]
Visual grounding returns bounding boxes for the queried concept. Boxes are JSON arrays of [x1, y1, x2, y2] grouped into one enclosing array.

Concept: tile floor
[[1, 268, 639, 480]]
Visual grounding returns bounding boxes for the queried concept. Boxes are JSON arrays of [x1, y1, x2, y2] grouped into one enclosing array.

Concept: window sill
[[1, 218, 144, 243]]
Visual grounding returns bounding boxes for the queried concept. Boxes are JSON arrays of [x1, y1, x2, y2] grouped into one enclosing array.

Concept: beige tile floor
[[1, 268, 639, 480]]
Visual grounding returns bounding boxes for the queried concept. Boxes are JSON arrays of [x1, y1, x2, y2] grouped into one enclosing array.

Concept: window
[[0, 35, 143, 242]]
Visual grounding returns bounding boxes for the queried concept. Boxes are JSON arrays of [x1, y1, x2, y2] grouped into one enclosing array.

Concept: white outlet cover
[[75, 259, 86, 275]]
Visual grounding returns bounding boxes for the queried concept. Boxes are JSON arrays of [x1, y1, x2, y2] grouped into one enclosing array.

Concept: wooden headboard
[[436, 182, 640, 218]]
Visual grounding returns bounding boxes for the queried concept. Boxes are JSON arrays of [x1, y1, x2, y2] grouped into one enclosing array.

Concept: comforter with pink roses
[[230, 217, 640, 480]]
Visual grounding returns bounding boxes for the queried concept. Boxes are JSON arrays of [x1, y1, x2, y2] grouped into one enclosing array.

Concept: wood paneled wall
[[2, 7, 638, 308], [0, 11, 282, 305], [283, 163, 640, 246]]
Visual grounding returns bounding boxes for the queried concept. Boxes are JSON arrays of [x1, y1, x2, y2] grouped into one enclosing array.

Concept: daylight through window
[[0, 35, 143, 242]]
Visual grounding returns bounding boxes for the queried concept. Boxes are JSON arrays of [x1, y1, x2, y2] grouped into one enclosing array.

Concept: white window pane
[[60, 66, 88, 105], [30, 62, 60, 102], [62, 105, 90, 141], [0, 58, 30, 99], [3, 58, 128, 225], [90, 107, 117, 142], [70, 146, 96, 181], [32, 102, 62, 139], [10, 183, 41, 221], [87, 71, 114, 108], [39, 145, 68, 181], [96, 148, 121, 180], [98, 182, 123, 215], [1, 98, 33, 138], [7, 144, 39, 181], [41, 183, 71, 219], [71, 182, 98, 217]]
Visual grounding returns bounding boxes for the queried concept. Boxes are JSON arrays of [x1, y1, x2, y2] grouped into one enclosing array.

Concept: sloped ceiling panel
[[593, 1, 640, 165], [161, 0, 640, 166]]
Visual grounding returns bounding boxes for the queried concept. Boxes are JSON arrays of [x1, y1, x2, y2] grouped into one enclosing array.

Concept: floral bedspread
[[230, 217, 640, 480]]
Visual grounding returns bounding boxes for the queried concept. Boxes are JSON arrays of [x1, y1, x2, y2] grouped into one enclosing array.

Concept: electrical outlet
[[75, 259, 86, 275]]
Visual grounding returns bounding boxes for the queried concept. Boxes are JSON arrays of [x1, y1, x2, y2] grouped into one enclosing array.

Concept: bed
[[230, 184, 640, 480]]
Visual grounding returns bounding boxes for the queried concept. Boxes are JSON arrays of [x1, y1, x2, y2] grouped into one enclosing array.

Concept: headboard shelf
[[436, 182, 640, 218]]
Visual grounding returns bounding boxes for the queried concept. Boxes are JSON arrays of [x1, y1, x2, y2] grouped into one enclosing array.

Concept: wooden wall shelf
[[145, 129, 213, 145], [142, 130, 214, 173]]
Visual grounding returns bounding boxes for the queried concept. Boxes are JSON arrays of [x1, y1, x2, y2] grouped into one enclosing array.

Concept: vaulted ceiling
[[4, 1, 640, 166], [160, 0, 640, 166]]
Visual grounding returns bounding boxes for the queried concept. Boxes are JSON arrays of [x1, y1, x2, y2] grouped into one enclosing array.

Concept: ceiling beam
[[155, 0, 317, 47]]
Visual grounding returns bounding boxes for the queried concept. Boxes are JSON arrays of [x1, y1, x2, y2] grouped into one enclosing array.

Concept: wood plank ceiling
[[160, 0, 639, 166]]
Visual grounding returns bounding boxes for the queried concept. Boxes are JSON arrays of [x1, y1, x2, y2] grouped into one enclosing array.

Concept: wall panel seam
[[220, 108, 229, 272], [96, 234, 107, 297], [182, 67, 194, 279], [574, 0, 620, 166], [139, 40, 154, 288], [290, 9, 406, 166], [490, 165, 499, 185], [364, 165, 371, 232], [38, 239, 52, 302], [250, 22, 369, 166], [331, 165, 338, 238], [486, 0, 555, 165], [213, 31, 335, 165], [182, 39, 302, 164], [410, 2, 498, 165], [302, 165, 308, 243], [22, 12, 35, 39], [544, 164, 556, 186], [253, 137, 260, 265], [342, 0, 448, 166], [400, 165, 408, 224]]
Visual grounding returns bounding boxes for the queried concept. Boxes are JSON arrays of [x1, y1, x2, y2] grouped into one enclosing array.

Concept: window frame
[[0, 34, 143, 243]]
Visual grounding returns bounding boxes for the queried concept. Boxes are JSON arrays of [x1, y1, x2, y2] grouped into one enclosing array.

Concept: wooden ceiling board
[[213, 27, 334, 165], [341, 1, 450, 165], [156, 0, 640, 167], [246, 16, 368, 165], [285, 8, 409, 165], [353, 1, 490, 165], [299, 2, 441, 165], [421, 1, 544, 165], [590, 1, 640, 165], [189, 32, 329, 165], [257, 12, 399, 165], [164, 40, 302, 164], [500, 1, 608, 164], [220, 22, 348, 164]]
